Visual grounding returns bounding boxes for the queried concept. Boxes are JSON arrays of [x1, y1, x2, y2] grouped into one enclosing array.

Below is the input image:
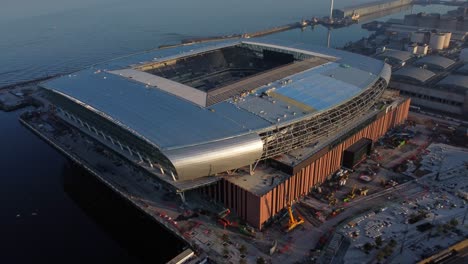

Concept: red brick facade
[[201, 98, 411, 229]]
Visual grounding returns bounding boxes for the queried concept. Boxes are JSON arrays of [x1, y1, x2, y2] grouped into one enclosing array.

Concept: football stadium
[[40, 39, 410, 228]]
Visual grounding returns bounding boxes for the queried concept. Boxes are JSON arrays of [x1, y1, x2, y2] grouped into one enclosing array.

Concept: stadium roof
[[393, 66, 436, 83], [437, 75, 468, 92], [41, 39, 388, 150], [414, 55, 456, 70], [377, 50, 413, 62]]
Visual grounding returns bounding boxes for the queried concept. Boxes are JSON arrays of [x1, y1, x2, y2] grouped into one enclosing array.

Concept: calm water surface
[[0, 1, 456, 263]]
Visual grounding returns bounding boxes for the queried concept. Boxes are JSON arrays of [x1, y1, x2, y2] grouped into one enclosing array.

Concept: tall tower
[[329, 0, 334, 20]]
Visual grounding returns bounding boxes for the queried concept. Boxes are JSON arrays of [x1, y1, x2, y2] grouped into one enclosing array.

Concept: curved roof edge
[[393, 66, 435, 83], [381, 63, 392, 84], [378, 50, 413, 62], [414, 55, 456, 70], [163, 133, 264, 180]]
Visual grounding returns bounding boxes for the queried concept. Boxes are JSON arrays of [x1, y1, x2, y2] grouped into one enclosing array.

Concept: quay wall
[[19, 116, 194, 250], [334, 0, 413, 18]]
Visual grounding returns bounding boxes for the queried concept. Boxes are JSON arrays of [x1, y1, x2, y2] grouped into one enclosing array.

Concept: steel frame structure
[[259, 77, 388, 159]]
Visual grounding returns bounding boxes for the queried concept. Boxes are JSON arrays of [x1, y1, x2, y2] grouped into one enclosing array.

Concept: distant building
[[460, 48, 468, 63], [416, 44, 429, 55], [404, 12, 468, 31], [429, 33, 447, 50], [413, 55, 456, 71], [390, 68, 468, 116], [333, 0, 412, 19], [386, 25, 467, 43], [377, 49, 413, 66], [393, 67, 436, 85]]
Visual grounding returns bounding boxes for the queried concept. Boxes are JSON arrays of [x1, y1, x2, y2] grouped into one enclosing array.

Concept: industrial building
[[404, 12, 468, 32], [40, 39, 410, 229], [377, 49, 413, 66], [381, 49, 467, 117], [413, 55, 456, 71], [391, 69, 467, 116], [392, 66, 436, 85], [355, 2, 468, 118], [333, 0, 412, 19]]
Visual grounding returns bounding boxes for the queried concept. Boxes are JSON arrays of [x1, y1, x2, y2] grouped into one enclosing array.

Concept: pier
[[333, 0, 413, 19], [178, 22, 306, 46]]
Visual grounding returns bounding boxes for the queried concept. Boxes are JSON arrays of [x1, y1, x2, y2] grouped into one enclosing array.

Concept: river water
[[0, 1, 456, 263]]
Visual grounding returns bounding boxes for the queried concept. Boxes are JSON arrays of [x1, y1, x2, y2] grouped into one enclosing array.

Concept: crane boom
[[286, 202, 305, 232]]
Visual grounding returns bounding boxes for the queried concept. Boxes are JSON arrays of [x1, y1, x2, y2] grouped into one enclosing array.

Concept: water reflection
[[62, 163, 187, 264]]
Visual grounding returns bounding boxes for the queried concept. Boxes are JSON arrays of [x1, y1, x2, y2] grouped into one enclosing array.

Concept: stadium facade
[[40, 39, 410, 229]]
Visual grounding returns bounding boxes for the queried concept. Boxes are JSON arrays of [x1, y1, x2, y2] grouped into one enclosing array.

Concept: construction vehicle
[[347, 185, 357, 199], [217, 209, 238, 229], [285, 202, 305, 232], [359, 187, 369, 196], [380, 179, 387, 187], [217, 209, 253, 236], [326, 192, 338, 206], [381, 179, 398, 188], [217, 208, 230, 219], [351, 12, 360, 21], [328, 207, 344, 219], [315, 211, 327, 223], [239, 224, 256, 237], [338, 173, 348, 186], [343, 185, 357, 202]]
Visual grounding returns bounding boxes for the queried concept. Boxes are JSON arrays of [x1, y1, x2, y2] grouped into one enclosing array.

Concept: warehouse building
[[377, 49, 413, 66], [333, 0, 412, 19], [413, 55, 456, 72], [392, 67, 436, 85]]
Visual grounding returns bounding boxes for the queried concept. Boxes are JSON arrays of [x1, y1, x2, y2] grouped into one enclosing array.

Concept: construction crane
[[286, 201, 305, 232]]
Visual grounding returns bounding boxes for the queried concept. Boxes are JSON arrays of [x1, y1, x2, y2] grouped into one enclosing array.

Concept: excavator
[[239, 224, 256, 238], [359, 186, 369, 196], [217, 208, 255, 237], [286, 201, 305, 232], [326, 192, 338, 206], [217, 209, 237, 229], [343, 184, 357, 202]]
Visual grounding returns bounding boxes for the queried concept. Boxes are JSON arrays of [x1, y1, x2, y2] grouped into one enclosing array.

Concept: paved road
[[271, 179, 425, 263]]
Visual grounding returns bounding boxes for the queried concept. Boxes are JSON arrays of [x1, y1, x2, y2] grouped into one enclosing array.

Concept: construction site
[[332, 118, 468, 264], [3, 38, 465, 263]]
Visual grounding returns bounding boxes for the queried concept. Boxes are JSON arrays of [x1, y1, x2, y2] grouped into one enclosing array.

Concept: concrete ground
[[331, 113, 468, 264], [20, 105, 468, 264]]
